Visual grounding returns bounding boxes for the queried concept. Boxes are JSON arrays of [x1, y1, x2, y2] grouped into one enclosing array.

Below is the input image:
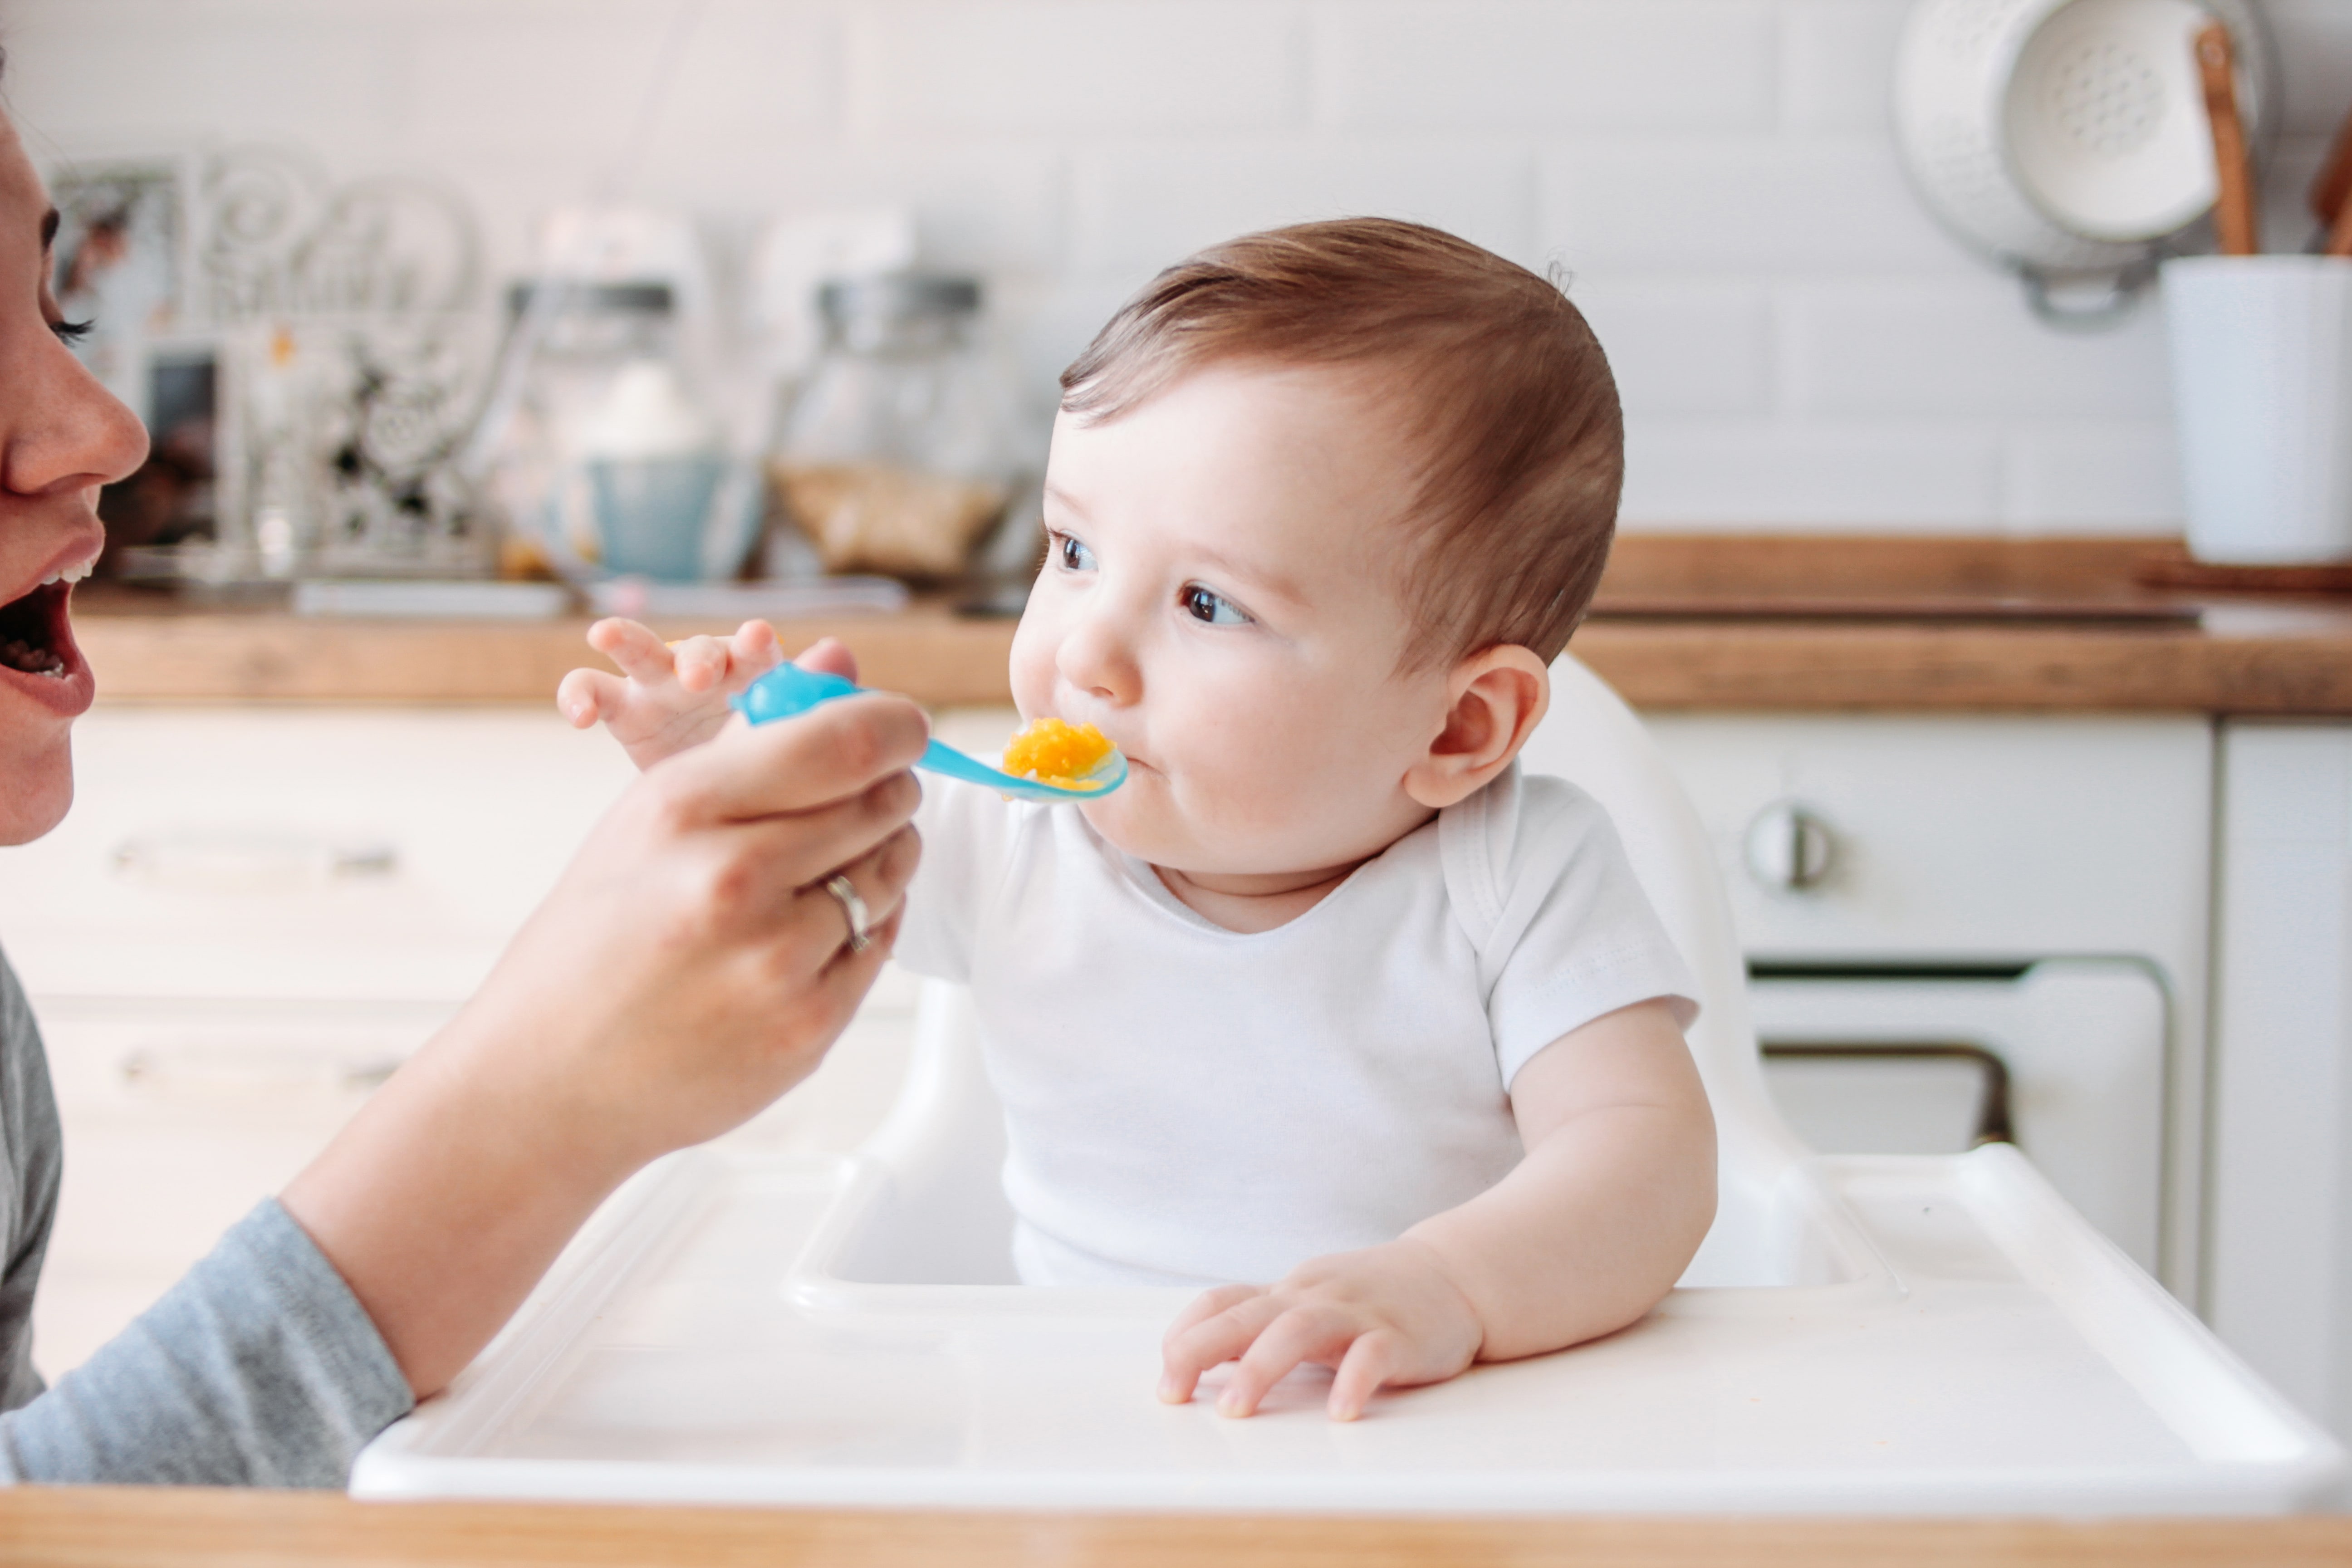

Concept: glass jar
[[771, 274, 1034, 582], [489, 281, 759, 583]]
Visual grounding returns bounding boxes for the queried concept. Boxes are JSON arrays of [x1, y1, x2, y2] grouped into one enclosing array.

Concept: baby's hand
[[559, 618, 801, 771], [1157, 1239, 1485, 1421]]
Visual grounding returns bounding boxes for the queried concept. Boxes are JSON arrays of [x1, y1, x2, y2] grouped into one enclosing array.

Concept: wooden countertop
[[3, 1490, 2348, 1568], [65, 536, 2352, 714]]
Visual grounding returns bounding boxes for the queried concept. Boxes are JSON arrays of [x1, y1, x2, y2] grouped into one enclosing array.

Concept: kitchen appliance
[[1893, 0, 2276, 325], [1750, 960, 2166, 1270], [349, 659, 2342, 1512], [1647, 713, 2212, 1299]]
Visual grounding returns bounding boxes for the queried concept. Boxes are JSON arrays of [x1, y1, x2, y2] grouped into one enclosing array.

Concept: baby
[[563, 219, 1715, 1422]]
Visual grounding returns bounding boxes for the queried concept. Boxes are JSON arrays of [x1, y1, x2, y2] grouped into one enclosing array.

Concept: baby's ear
[[1403, 647, 1551, 810]]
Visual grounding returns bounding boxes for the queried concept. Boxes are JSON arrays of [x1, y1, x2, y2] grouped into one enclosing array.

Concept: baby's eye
[[1180, 584, 1250, 626], [1054, 533, 1097, 573]]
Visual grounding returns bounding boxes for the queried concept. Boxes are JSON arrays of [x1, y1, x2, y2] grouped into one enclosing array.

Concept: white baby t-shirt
[[893, 763, 1700, 1289]]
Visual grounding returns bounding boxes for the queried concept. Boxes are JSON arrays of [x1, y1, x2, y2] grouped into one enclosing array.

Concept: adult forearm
[[279, 1019, 639, 1400], [1404, 1102, 1717, 1362]]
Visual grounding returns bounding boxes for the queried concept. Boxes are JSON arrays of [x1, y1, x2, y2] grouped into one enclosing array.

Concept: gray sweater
[[0, 952, 412, 1485]]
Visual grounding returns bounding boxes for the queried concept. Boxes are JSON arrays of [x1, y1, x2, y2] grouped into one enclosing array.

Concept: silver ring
[[822, 873, 872, 953]]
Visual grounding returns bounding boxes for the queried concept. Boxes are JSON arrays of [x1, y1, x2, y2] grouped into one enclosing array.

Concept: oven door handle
[[1759, 1041, 2016, 1149]]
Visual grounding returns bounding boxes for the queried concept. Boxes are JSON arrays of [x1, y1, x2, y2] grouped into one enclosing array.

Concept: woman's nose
[[1055, 597, 1142, 707], [6, 334, 149, 498]]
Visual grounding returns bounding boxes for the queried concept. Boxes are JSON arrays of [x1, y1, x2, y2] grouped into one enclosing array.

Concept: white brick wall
[[4, 0, 2347, 532]]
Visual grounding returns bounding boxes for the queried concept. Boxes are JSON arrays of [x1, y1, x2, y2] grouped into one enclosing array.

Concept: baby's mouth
[[0, 581, 75, 678]]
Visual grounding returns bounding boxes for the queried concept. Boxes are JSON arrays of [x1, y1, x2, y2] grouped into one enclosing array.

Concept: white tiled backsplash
[[5, 0, 2349, 532]]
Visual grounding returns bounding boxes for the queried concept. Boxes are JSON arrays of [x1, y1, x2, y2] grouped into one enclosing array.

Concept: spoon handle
[[917, 739, 1019, 787], [730, 663, 1122, 800]]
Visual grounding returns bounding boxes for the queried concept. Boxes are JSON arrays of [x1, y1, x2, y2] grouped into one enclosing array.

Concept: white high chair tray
[[351, 1141, 2344, 1514], [353, 660, 2344, 1513]]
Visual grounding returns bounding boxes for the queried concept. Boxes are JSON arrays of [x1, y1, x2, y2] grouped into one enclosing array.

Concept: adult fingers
[[1327, 1330, 1406, 1422], [819, 887, 906, 984], [791, 822, 921, 961], [1160, 1291, 1285, 1406], [556, 667, 624, 728], [586, 617, 676, 683], [721, 770, 923, 901], [1217, 1305, 1353, 1419], [655, 691, 929, 826]]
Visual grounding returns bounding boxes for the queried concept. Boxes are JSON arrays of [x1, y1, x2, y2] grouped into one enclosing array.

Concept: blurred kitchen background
[[5, 0, 2352, 1456], [5, 0, 2346, 578]]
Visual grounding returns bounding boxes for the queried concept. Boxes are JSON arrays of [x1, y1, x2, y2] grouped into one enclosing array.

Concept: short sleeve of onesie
[[1440, 768, 1701, 1089]]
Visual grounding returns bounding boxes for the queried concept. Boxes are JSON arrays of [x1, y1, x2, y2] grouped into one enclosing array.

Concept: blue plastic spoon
[[731, 662, 1127, 803]]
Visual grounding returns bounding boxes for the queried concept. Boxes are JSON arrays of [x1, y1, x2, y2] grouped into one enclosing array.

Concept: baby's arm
[[558, 618, 792, 770], [1159, 997, 1715, 1421]]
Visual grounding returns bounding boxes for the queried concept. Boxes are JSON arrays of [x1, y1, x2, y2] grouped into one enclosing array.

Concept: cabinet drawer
[[0, 708, 638, 1002]]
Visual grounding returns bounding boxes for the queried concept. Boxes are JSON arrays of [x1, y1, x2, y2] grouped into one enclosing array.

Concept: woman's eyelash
[[49, 318, 93, 345]]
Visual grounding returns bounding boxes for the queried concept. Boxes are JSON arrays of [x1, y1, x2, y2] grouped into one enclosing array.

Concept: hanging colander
[[1894, 0, 2276, 327]]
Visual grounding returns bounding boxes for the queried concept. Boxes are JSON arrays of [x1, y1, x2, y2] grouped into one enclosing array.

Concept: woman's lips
[[0, 583, 95, 719]]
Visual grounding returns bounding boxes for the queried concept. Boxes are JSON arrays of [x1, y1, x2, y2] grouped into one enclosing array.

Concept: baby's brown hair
[[1059, 218, 1622, 670]]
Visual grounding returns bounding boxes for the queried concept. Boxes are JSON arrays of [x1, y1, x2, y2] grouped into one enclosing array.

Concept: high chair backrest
[[1517, 654, 1808, 1194], [864, 655, 1805, 1287]]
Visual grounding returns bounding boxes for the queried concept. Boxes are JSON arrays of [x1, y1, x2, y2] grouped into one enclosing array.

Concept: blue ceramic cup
[[586, 454, 728, 582]]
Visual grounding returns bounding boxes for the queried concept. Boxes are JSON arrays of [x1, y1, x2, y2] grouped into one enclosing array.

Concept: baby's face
[[1011, 361, 1456, 883]]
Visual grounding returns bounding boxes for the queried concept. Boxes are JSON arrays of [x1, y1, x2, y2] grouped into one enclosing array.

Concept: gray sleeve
[[0, 957, 60, 1415], [0, 1198, 413, 1486]]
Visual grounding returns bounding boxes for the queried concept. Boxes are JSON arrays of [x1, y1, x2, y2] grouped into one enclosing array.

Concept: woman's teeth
[[0, 638, 64, 676], [39, 557, 96, 588]]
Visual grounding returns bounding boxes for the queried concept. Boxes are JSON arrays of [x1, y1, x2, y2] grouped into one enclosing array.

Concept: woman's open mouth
[[1, 580, 72, 677], [0, 575, 94, 715]]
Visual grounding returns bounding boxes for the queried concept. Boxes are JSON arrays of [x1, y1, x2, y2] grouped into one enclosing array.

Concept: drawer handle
[[112, 832, 400, 891], [1760, 1041, 2015, 1148]]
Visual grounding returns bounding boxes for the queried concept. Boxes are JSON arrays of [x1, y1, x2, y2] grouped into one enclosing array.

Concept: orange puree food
[[1003, 718, 1114, 790]]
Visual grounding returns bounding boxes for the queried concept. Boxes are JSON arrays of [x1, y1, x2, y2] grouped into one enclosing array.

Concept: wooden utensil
[[2313, 98, 2352, 258], [2195, 20, 2259, 256], [2312, 102, 2352, 238]]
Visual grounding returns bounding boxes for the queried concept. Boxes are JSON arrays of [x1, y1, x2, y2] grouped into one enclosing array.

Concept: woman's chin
[[0, 731, 70, 845]]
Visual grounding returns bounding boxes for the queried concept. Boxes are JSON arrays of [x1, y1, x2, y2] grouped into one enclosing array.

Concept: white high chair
[[353, 658, 2347, 1513]]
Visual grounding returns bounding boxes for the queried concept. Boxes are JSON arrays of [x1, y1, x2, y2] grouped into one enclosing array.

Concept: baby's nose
[[1055, 615, 1141, 704]]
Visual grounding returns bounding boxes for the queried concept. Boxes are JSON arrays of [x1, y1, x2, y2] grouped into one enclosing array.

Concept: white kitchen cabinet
[[2208, 723, 2352, 1444]]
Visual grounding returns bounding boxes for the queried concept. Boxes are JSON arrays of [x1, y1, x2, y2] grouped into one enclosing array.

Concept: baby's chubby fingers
[[668, 633, 735, 694], [1158, 1285, 1281, 1406], [1327, 1329, 1409, 1422], [793, 636, 858, 684], [671, 620, 784, 695], [1215, 1304, 1359, 1419], [727, 618, 784, 680], [556, 667, 626, 729], [586, 617, 677, 682]]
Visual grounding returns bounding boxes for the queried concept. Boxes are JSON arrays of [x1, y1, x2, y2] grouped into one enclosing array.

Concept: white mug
[[2163, 256, 2352, 565]]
